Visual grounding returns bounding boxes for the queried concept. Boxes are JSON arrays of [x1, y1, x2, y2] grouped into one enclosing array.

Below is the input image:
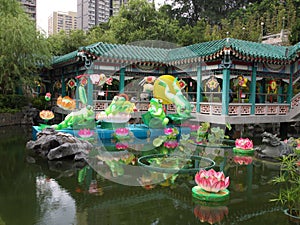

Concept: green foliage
[[30, 96, 48, 110], [109, 0, 179, 44], [47, 30, 89, 55], [0, 0, 52, 94], [270, 155, 300, 214], [0, 94, 29, 112]]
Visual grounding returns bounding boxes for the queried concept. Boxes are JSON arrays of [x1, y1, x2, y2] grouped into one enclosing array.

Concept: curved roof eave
[[50, 39, 300, 68]]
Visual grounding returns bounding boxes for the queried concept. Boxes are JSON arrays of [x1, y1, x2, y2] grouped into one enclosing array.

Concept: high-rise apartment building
[[18, 0, 37, 21], [48, 11, 77, 36], [77, 0, 128, 31], [112, 0, 128, 16], [77, 0, 110, 31]]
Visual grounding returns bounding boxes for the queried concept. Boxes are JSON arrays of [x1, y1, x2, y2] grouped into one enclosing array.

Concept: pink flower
[[195, 169, 230, 193], [116, 142, 129, 150], [233, 156, 253, 165], [164, 128, 174, 135], [189, 124, 200, 131], [78, 129, 94, 138], [163, 140, 178, 149], [115, 128, 129, 137], [235, 138, 253, 150]]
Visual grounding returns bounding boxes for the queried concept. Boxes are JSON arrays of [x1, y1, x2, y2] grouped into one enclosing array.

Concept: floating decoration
[[45, 92, 51, 101], [57, 96, 76, 111], [39, 110, 54, 122], [142, 98, 169, 128], [51, 105, 94, 130], [192, 169, 230, 202], [67, 79, 76, 89], [113, 127, 131, 141], [95, 94, 136, 126], [78, 128, 95, 139], [206, 76, 219, 90], [233, 138, 254, 155]]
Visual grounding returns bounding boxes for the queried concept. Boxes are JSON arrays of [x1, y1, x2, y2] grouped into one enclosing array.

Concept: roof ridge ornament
[[221, 47, 232, 68]]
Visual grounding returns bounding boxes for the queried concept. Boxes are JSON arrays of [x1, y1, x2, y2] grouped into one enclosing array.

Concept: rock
[[26, 127, 93, 161]]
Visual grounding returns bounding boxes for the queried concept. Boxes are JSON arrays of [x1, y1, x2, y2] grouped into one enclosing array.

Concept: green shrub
[[0, 94, 29, 112]]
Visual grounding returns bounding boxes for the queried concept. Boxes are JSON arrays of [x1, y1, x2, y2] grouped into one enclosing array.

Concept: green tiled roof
[[79, 42, 169, 62], [228, 38, 288, 61], [52, 38, 300, 66], [52, 50, 79, 65]]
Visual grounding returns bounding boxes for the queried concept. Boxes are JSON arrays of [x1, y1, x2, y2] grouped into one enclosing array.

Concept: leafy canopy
[[0, 0, 52, 94]]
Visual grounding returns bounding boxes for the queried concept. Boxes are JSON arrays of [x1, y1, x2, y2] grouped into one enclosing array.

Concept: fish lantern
[[45, 92, 51, 101]]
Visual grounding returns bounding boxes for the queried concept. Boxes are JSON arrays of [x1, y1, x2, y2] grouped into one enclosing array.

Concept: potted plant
[[270, 155, 300, 221]]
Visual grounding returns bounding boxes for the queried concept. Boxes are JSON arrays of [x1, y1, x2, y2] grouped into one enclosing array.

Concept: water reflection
[[0, 125, 293, 225], [35, 176, 76, 225]]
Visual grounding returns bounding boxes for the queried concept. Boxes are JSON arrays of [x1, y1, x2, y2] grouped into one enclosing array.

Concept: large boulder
[[26, 127, 93, 161]]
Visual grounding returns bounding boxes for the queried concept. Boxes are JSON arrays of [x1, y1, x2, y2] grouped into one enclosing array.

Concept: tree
[[0, 0, 52, 94], [109, 0, 179, 44], [47, 30, 89, 56], [86, 24, 117, 44]]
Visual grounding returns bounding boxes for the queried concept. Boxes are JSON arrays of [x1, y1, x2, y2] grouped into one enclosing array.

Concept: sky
[[36, 0, 77, 34]]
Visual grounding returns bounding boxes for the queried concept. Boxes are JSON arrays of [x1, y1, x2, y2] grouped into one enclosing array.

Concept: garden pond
[[0, 125, 298, 225]]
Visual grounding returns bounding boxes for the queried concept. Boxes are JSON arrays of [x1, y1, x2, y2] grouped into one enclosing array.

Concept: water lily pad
[[192, 186, 230, 202]]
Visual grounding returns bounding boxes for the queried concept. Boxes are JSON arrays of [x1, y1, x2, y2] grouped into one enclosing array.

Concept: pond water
[[0, 125, 295, 225]]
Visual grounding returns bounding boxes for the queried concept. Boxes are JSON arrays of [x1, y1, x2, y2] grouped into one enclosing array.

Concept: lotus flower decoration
[[164, 127, 178, 138], [115, 128, 129, 136], [195, 169, 230, 193], [113, 128, 131, 141], [39, 110, 54, 121], [235, 138, 253, 150], [78, 129, 95, 138], [163, 140, 179, 149]]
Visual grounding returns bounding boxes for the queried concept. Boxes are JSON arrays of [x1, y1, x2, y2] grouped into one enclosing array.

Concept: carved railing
[[93, 100, 290, 117]]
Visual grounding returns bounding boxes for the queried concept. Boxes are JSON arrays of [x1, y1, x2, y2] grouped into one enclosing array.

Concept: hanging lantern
[[67, 79, 76, 89], [268, 80, 277, 94]]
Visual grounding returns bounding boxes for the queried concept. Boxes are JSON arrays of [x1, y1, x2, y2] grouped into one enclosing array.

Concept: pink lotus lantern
[[164, 127, 178, 138], [195, 169, 230, 193], [235, 138, 253, 150], [192, 169, 230, 202], [78, 129, 95, 138], [115, 128, 129, 136], [233, 138, 254, 155]]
